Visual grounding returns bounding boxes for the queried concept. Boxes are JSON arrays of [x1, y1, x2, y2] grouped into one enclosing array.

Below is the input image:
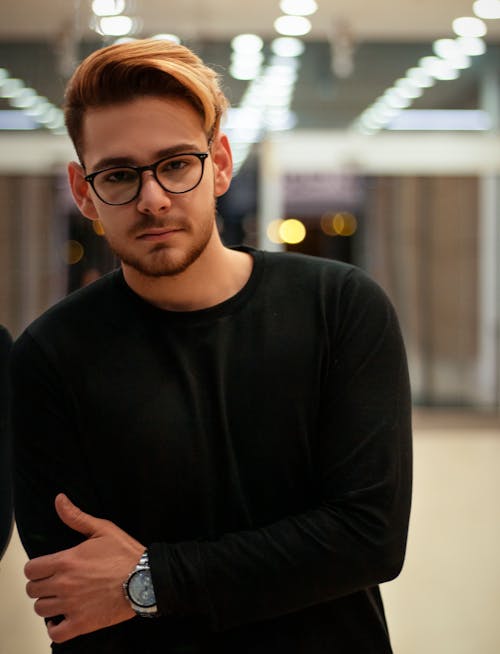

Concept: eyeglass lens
[[92, 154, 204, 205]]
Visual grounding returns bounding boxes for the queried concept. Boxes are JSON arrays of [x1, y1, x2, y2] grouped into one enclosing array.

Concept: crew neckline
[[113, 245, 264, 325]]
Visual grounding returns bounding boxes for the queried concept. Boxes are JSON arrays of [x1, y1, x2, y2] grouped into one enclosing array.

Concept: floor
[[1, 409, 499, 653]]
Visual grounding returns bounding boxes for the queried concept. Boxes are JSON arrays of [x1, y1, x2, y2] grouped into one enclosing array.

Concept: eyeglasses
[[84, 151, 209, 206]]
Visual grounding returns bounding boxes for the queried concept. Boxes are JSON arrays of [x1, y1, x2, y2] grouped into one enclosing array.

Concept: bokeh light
[[266, 219, 285, 243], [64, 240, 85, 265], [279, 218, 306, 244], [321, 212, 358, 236]]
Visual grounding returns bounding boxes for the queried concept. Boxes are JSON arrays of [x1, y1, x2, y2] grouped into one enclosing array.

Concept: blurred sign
[[284, 173, 363, 215]]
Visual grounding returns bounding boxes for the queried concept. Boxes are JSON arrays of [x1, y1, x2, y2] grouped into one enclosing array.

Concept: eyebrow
[[90, 143, 207, 172]]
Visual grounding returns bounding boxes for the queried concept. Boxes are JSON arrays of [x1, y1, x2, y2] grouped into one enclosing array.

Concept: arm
[[11, 333, 142, 643], [14, 271, 412, 640], [148, 271, 412, 630]]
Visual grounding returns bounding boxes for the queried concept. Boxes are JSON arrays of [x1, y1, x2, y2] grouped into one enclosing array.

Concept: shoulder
[[12, 271, 122, 365], [0, 326, 12, 355], [261, 249, 387, 300]]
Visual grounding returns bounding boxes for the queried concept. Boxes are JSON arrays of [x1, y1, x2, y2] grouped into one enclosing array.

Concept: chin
[[118, 243, 208, 278]]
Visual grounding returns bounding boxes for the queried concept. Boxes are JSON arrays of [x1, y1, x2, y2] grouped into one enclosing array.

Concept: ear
[[211, 133, 233, 198], [67, 161, 100, 221]]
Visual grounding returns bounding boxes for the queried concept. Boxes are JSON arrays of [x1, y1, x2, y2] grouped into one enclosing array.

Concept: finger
[[26, 578, 55, 599], [24, 554, 58, 581], [33, 597, 62, 619], [54, 493, 103, 538], [47, 616, 80, 644]]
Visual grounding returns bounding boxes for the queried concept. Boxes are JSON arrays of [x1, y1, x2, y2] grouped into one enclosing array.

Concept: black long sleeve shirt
[[11, 248, 412, 653]]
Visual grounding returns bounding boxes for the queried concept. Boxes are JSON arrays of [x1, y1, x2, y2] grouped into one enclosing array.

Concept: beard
[[105, 202, 216, 278]]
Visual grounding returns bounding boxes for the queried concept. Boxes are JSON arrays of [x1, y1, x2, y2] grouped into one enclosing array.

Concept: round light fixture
[[279, 0, 318, 16], [452, 16, 487, 37], [92, 0, 126, 16], [271, 37, 305, 57], [274, 15, 312, 36], [231, 34, 264, 54], [473, 0, 500, 19]]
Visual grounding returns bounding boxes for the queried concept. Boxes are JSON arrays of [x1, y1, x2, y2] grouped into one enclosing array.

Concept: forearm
[[149, 276, 413, 631], [149, 474, 410, 631]]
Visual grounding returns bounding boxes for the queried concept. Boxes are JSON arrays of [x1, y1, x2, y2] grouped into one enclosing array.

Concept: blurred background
[[0, 1, 499, 652]]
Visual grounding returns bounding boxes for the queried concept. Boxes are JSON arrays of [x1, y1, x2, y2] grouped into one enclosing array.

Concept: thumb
[[54, 493, 103, 538]]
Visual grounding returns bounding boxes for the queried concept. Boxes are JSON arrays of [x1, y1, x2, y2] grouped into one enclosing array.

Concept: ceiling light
[[446, 52, 471, 69], [231, 34, 264, 54], [92, 0, 126, 16], [112, 37, 137, 45], [151, 34, 181, 44], [37, 107, 59, 125], [264, 109, 297, 131], [279, 0, 318, 16], [433, 39, 471, 68], [269, 55, 301, 69], [433, 38, 461, 58], [452, 16, 487, 37], [473, 0, 500, 19], [274, 15, 312, 36], [360, 113, 384, 130], [406, 67, 435, 88], [97, 15, 134, 36], [271, 37, 305, 57], [231, 51, 264, 65], [419, 56, 460, 79], [230, 65, 261, 81], [395, 78, 423, 99], [24, 97, 51, 117], [9, 88, 38, 108], [0, 78, 24, 98], [372, 103, 401, 121], [456, 36, 487, 55], [383, 89, 412, 109]]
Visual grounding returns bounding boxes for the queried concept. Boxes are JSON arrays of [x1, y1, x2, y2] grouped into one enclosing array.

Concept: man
[[11, 39, 412, 653]]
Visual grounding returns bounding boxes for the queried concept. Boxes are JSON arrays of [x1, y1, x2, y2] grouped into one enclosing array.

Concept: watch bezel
[[126, 568, 156, 608], [123, 550, 158, 617]]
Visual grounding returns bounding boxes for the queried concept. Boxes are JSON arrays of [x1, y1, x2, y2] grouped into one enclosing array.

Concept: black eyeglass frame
[[84, 151, 210, 206]]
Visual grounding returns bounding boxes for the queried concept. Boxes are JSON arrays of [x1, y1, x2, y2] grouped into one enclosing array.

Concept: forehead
[[81, 96, 206, 167]]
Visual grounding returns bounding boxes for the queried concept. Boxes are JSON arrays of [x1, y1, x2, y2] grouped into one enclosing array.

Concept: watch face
[[128, 569, 156, 608]]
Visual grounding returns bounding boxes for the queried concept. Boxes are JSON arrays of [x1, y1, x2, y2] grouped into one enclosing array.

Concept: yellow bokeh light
[[279, 218, 306, 245], [333, 212, 357, 236], [321, 211, 358, 237], [63, 240, 84, 265], [267, 219, 285, 244], [320, 212, 337, 236]]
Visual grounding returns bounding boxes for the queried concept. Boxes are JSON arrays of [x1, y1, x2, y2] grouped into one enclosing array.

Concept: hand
[[24, 493, 145, 643]]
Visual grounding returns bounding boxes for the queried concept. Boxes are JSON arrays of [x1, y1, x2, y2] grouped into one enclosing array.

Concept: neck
[[122, 231, 253, 312]]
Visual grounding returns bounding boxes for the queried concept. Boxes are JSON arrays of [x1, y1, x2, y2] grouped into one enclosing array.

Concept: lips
[[137, 228, 183, 241]]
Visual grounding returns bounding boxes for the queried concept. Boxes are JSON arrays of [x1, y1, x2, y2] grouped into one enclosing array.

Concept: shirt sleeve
[[148, 269, 413, 631], [11, 331, 98, 559]]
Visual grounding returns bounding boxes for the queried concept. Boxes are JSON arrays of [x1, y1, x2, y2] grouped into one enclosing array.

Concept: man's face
[[69, 95, 232, 278]]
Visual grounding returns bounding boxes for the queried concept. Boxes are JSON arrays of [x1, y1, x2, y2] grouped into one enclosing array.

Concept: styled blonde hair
[[64, 38, 229, 161]]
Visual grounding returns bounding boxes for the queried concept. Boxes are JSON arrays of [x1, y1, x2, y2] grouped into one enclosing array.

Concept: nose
[[136, 172, 173, 215]]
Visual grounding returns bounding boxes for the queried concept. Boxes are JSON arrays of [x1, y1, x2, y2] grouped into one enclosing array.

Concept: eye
[[158, 157, 192, 174], [100, 168, 137, 184]]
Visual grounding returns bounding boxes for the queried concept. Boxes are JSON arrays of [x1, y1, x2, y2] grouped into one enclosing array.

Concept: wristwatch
[[123, 550, 158, 617]]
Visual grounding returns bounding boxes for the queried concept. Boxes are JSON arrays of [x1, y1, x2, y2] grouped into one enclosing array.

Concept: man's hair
[[64, 38, 230, 162]]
